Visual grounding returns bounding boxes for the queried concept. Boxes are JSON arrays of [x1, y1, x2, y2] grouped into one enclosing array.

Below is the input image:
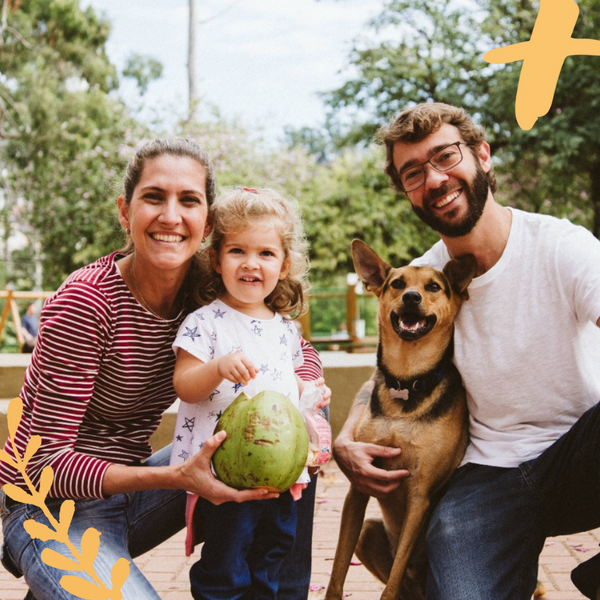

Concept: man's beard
[[411, 164, 489, 238]]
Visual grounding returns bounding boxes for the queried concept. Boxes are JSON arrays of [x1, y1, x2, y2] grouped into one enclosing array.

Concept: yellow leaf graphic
[[39, 465, 54, 500], [59, 499, 76, 532], [0, 448, 18, 469], [7, 397, 23, 443], [41, 547, 82, 572], [109, 558, 131, 600], [23, 519, 56, 542], [2, 483, 33, 505], [23, 435, 42, 467], [59, 575, 111, 600], [80, 528, 101, 570]]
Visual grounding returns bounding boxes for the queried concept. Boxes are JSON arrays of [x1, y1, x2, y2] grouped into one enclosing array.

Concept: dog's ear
[[351, 239, 392, 296], [443, 254, 477, 299]]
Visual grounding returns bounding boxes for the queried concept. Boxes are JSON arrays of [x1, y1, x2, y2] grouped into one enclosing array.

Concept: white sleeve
[[172, 308, 215, 363], [555, 223, 600, 326]]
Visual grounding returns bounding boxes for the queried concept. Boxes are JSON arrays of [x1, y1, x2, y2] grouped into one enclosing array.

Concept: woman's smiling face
[[118, 154, 211, 274]]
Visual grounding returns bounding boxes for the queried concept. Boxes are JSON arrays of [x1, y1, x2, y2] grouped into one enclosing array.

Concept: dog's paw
[[533, 580, 546, 597]]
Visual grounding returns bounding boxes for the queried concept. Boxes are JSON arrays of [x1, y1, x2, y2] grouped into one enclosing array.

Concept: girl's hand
[[179, 430, 279, 504], [311, 377, 331, 408], [217, 352, 257, 385]]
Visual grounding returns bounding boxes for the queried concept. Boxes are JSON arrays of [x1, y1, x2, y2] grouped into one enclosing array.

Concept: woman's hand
[[178, 430, 279, 504]]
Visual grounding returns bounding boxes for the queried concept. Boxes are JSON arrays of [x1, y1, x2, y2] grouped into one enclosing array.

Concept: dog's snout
[[402, 290, 422, 306]]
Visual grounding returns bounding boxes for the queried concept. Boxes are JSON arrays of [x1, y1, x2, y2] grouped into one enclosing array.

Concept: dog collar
[[384, 367, 448, 401]]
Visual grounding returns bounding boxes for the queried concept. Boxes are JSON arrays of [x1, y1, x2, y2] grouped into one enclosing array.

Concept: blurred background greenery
[[1, 0, 599, 350]]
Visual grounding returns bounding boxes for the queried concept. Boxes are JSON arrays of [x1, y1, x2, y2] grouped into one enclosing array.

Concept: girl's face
[[118, 155, 211, 275], [214, 218, 291, 315]]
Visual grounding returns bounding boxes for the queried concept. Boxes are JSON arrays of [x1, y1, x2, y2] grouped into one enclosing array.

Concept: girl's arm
[[173, 348, 257, 404]]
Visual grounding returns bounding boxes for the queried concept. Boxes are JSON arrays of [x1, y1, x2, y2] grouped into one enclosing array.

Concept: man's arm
[[333, 374, 410, 498]]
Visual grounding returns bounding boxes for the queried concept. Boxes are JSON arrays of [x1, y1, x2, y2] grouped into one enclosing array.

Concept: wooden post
[[0, 288, 12, 344], [296, 308, 311, 341], [346, 281, 358, 343], [11, 293, 24, 347]]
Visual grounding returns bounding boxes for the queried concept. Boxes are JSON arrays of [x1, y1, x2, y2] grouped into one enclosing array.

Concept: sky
[[84, 0, 382, 143]]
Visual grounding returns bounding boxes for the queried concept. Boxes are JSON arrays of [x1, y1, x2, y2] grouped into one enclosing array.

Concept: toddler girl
[[170, 187, 328, 599]]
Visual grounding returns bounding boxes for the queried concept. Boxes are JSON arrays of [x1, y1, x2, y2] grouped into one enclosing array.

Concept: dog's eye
[[425, 282, 441, 292], [390, 279, 406, 290]]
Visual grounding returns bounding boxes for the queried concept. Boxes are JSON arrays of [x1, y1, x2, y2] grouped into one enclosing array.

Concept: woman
[[0, 139, 324, 599]]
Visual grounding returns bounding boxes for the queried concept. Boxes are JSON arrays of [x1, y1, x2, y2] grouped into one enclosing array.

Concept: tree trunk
[[188, 0, 199, 122]]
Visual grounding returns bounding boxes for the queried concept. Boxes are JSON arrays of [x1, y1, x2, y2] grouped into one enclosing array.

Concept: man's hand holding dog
[[333, 379, 410, 498]]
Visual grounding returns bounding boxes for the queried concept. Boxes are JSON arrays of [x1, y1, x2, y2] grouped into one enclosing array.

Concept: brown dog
[[325, 240, 477, 600]]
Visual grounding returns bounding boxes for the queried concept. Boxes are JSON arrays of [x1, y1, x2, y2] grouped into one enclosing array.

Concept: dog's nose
[[402, 290, 422, 306]]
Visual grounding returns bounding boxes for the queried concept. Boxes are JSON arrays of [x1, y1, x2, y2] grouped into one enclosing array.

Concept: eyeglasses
[[398, 142, 468, 192]]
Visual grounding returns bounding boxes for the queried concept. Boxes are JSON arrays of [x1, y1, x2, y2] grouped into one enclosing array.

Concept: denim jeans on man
[[1, 444, 317, 599], [425, 401, 600, 599]]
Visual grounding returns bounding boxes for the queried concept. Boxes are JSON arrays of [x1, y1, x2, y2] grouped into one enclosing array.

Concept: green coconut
[[212, 390, 309, 491]]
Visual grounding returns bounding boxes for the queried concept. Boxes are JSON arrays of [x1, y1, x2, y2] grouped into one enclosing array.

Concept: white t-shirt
[[412, 208, 600, 467], [170, 298, 304, 465]]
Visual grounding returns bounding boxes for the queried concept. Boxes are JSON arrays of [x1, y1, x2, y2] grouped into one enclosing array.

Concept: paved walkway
[[1, 460, 598, 599]]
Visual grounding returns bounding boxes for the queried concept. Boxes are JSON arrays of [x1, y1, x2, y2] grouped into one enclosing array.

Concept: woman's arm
[[102, 430, 278, 503], [19, 282, 114, 499], [296, 338, 323, 381]]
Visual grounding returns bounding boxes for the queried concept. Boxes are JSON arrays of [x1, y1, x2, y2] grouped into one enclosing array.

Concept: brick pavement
[[1, 460, 598, 599]]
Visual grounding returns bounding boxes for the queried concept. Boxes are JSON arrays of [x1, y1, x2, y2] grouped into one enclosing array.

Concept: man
[[333, 102, 600, 599], [21, 302, 39, 353]]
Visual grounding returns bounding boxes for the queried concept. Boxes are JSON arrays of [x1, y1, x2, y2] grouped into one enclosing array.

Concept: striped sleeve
[[22, 281, 113, 499], [296, 338, 323, 381]]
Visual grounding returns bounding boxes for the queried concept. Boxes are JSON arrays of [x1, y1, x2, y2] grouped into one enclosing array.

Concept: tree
[[300, 146, 437, 282], [123, 53, 163, 96], [323, 0, 488, 146], [479, 0, 600, 236], [0, 0, 145, 288], [324, 0, 600, 237]]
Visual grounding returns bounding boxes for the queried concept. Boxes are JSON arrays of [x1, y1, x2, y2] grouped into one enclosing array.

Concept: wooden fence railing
[[0, 284, 378, 352], [0, 289, 53, 347], [296, 281, 377, 351]]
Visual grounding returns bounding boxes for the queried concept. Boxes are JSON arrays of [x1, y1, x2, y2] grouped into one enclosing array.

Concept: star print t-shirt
[[170, 299, 304, 465]]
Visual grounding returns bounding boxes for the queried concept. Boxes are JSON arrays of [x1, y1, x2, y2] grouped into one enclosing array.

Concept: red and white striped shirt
[[0, 252, 323, 499]]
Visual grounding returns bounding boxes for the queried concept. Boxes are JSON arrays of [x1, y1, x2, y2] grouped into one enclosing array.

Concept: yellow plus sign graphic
[[485, 0, 600, 130]]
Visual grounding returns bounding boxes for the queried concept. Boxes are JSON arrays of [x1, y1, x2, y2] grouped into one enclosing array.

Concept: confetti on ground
[[309, 584, 325, 591]]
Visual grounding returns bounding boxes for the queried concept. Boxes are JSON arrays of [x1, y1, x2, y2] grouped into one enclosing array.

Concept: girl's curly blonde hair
[[192, 187, 310, 316]]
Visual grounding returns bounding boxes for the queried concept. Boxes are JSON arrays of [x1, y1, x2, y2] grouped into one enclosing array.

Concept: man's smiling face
[[392, 123, 492, 238]]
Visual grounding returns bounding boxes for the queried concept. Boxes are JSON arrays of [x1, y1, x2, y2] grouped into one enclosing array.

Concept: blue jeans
[[191, 492, 297, 599], [279, 476, 316, 599], [426, 401, 600, 600], [1, 445, 186, 599], [1, 445, 318, 599]]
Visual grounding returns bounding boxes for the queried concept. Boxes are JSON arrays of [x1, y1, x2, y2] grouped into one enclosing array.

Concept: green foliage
[[301, 145, 437, 282], [479, 0, 600, 235], [323, 0, 600, 237], [0, 0, 148, 288], [324, 0, 488, 146], [123, 53, 163, 95]]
